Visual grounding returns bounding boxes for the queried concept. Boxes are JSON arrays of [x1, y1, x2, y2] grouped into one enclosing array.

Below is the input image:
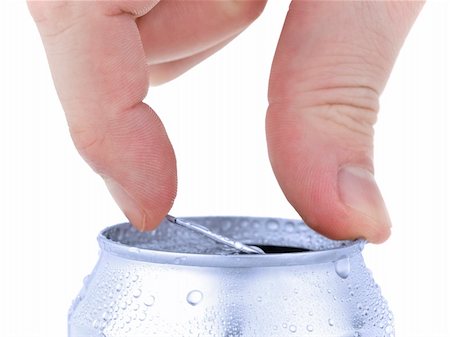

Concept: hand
[[28, 0, 422, 243]]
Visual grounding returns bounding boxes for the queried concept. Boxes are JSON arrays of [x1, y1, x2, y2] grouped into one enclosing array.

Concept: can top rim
[[98, 216, 365, 268]]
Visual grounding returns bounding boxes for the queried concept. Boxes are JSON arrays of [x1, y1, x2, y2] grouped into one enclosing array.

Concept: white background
[[0, 1, 448, 337]]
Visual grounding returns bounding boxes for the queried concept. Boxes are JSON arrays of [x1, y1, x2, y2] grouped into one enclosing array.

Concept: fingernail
[[338, 166, 392, 235], [104, 178, 146, 231]]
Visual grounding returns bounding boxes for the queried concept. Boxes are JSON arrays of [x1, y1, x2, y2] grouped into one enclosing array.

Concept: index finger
[[28, 1, 177, 230]]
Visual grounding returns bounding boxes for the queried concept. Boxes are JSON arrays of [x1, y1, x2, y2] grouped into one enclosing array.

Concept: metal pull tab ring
[[166, 215, 265, 255]]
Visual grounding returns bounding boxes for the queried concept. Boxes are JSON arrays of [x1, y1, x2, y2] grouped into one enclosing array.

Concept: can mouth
[[99, 216, 364, 267], [240, 245, 311, 254]]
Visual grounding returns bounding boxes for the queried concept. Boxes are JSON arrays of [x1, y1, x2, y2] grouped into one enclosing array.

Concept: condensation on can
[[68, 216, 395, 337]]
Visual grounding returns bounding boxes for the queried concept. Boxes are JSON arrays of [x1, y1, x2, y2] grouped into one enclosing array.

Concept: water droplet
[[328, 319, 334, 326], [334, 256, 351, 279], [131, 274, 139, 282], [92, 319, 100, 329], [116, 283, 123, 292], [289, 325, 297, 333], [187, 290, 203, 306], [285, 222, 295, 232], [83, 274, 90, 285], [358, 240, 366, 251], [306, 325, 314, 332], [99, 320, 106, 330], [352, 315, 365, 329], [257, 296, 262, 302], [102, 311, 111, 321], [308, 310, 313, 316], [143, 294, 155, 306], [133, 288, 142, 298], [353, 332, 361, 337], [138, 311, 146, 321], [267, 220, 279, 231]]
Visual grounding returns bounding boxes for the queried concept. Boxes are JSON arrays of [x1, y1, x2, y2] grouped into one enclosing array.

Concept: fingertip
[[290, 192, 392, 245], [296, 206, 391, 245], [266, 124, 391, 245], [105, 177, 176, 232], [141, 190, 176, 232], [366, 221, 391, 244], [372, 230, 391, 244], [337, 166, 391, 243]]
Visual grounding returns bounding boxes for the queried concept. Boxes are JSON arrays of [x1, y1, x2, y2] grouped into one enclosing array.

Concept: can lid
[[98, 216, 364, 267]]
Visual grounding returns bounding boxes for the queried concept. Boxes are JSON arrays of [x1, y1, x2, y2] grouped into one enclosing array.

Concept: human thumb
[[266, 1, 423, 243]]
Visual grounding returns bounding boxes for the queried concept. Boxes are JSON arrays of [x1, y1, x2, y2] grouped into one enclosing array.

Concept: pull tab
[[166, 215, 265, 255]]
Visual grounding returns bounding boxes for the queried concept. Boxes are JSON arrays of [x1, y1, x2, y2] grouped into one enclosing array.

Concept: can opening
[[102, 216, 356, 256], [240, 244, 311, 254]]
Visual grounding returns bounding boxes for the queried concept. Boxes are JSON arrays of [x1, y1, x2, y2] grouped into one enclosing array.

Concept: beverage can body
[[68, 216, 394, 337]]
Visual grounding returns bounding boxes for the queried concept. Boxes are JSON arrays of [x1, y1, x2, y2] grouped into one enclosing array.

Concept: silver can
[[68, 216, 394, 337]]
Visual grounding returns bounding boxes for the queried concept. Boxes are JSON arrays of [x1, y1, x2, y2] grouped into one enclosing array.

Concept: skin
[[28, 0, 423, 243]]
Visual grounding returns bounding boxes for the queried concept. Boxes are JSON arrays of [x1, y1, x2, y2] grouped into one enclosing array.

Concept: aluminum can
[[68, 216, 395, 337]]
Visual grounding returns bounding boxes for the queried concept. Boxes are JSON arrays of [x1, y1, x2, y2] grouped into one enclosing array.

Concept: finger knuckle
[[319, 103, 376, 140], [270, 85, 379, 145], [314, 86, 379, 138]]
